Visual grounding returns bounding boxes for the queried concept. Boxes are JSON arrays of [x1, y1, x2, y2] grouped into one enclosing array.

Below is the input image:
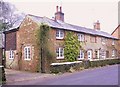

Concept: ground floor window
[[101, 50, 106, 59], [9, 50, 14, 59], [56, 47, 64, 59], [87, 50, 92, 59], [112, 50, 115, 57], [78, 50, 84, 60], [95, 50, 100, 59], [24, 46, 31, 60]]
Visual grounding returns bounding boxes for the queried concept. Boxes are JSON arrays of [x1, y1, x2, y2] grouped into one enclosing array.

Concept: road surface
[[7, 64, 119, 85]]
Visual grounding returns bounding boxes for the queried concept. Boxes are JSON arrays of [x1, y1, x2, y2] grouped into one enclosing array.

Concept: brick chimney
[[55, 6, 64, 22], [94, 20, 100, 30]]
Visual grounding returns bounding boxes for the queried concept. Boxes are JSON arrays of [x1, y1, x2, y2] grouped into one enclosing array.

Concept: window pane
[[28, 48, 30, 59], [60, 30, 64, 37], [60, 48, 64, 57], [56, 48, 59, 57], [56, 30, 59, 37]]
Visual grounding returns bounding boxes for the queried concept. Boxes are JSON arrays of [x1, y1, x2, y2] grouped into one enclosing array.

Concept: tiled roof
[[7, 14, 118, 39], [29, 14, 117, 39], [7, 13, 26, 31]]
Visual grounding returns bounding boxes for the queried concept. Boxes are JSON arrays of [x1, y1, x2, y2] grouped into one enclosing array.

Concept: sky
[[4, 0, 119, 34]]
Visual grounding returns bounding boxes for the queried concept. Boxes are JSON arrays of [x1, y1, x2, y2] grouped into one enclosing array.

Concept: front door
[[87, 50, 92, 60], [106, 51, 109, 58]]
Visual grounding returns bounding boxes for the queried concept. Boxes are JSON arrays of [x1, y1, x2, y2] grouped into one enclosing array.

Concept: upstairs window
[[112, 40, 115, 45], [9, 50, 14, 59], [112, 50, 115, 57], [91, 36, 97, 43], [78, 33, 84, 41], [24, 46, 31, 60], [56, 47, 64, 59], [101, 37, 106, 44], [56, 30, 64, 39]]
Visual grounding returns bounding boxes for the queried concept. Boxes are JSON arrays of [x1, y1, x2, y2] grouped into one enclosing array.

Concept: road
[[7, 64, 119, 85]]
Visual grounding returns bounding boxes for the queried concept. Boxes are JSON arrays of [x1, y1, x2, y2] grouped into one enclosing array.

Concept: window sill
[[56, 56, 64, 59], [24, 59, 31, 61], [102, 42, 105, 45], [56, 37, 64, 40], [9, 58, 14, 60], [78, 41, 85, 42], [77, 58, 84, 60]]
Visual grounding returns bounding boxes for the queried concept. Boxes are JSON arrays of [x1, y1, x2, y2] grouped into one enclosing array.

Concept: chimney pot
[[60, 6, 62, 12], [56, 6, 58, 12]]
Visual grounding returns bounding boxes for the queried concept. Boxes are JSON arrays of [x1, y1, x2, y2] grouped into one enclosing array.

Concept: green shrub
[[64, 32, 80, 62], [0, 66, 6, 84]]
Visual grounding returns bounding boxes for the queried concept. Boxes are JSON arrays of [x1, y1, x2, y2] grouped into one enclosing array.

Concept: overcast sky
[[4, 0, 119, 34]]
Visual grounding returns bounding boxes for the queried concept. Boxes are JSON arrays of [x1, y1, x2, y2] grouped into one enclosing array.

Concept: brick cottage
[[4, 6, 119, 72]]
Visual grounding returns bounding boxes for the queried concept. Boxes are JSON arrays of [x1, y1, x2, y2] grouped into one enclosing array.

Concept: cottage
[[4, 6, 119, 72], [111, 25, 120, 57]]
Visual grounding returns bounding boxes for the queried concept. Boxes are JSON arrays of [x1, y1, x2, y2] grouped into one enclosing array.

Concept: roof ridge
[[27, 14, 44, 18]]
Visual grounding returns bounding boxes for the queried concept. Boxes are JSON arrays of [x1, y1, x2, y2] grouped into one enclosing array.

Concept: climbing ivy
[[36, 23, 55, 73], [64, 32, 81, 62]]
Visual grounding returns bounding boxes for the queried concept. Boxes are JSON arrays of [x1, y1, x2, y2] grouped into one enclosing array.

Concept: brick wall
[[17, 16, 40, 72], [5, 30, 17, 51]]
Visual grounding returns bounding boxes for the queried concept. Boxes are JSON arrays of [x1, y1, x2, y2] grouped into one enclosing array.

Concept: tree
[[0, 1, 25, 84], [0, 0, 25, 31], [64, 32, 81, 62]]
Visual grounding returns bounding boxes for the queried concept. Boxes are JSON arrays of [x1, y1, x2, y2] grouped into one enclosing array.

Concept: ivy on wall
[[35, 23, 55, 73], [64, 32, 81, 62]]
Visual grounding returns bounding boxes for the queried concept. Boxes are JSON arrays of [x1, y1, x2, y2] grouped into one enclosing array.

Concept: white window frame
[[78, 50, 84, 60], [101, 50, 106, 59], [95, 50, 100, 59], [56, 30, 64, 39], [9, 50, 14, 59], [24, 46, 31, 60], [112, 40, 115, 45], [101, 37, 106, 45], [56, 47, 64, 59], [78, 33, 84, 41], [112, 50, 115, 57]]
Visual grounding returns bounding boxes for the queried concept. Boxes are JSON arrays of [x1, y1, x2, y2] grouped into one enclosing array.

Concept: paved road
[[7, 64, 119, 85]]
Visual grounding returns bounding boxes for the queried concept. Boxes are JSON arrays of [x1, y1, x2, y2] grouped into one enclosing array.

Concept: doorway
[[87, 50, 92, 60]]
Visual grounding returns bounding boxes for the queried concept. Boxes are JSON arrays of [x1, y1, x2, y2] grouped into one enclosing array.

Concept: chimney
[[55, 6, 64, 22], [94, 20, 100, 30]]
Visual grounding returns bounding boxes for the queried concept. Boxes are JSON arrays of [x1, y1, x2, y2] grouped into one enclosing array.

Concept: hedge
[[0, 66, 6, 84], [50, 59, 120, 74]]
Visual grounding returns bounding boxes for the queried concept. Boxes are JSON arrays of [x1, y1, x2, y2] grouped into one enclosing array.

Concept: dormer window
[[56, 30, 64, 39]]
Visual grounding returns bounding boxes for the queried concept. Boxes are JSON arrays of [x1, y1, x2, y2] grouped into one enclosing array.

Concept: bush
[[0, 66, 6, 84]]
